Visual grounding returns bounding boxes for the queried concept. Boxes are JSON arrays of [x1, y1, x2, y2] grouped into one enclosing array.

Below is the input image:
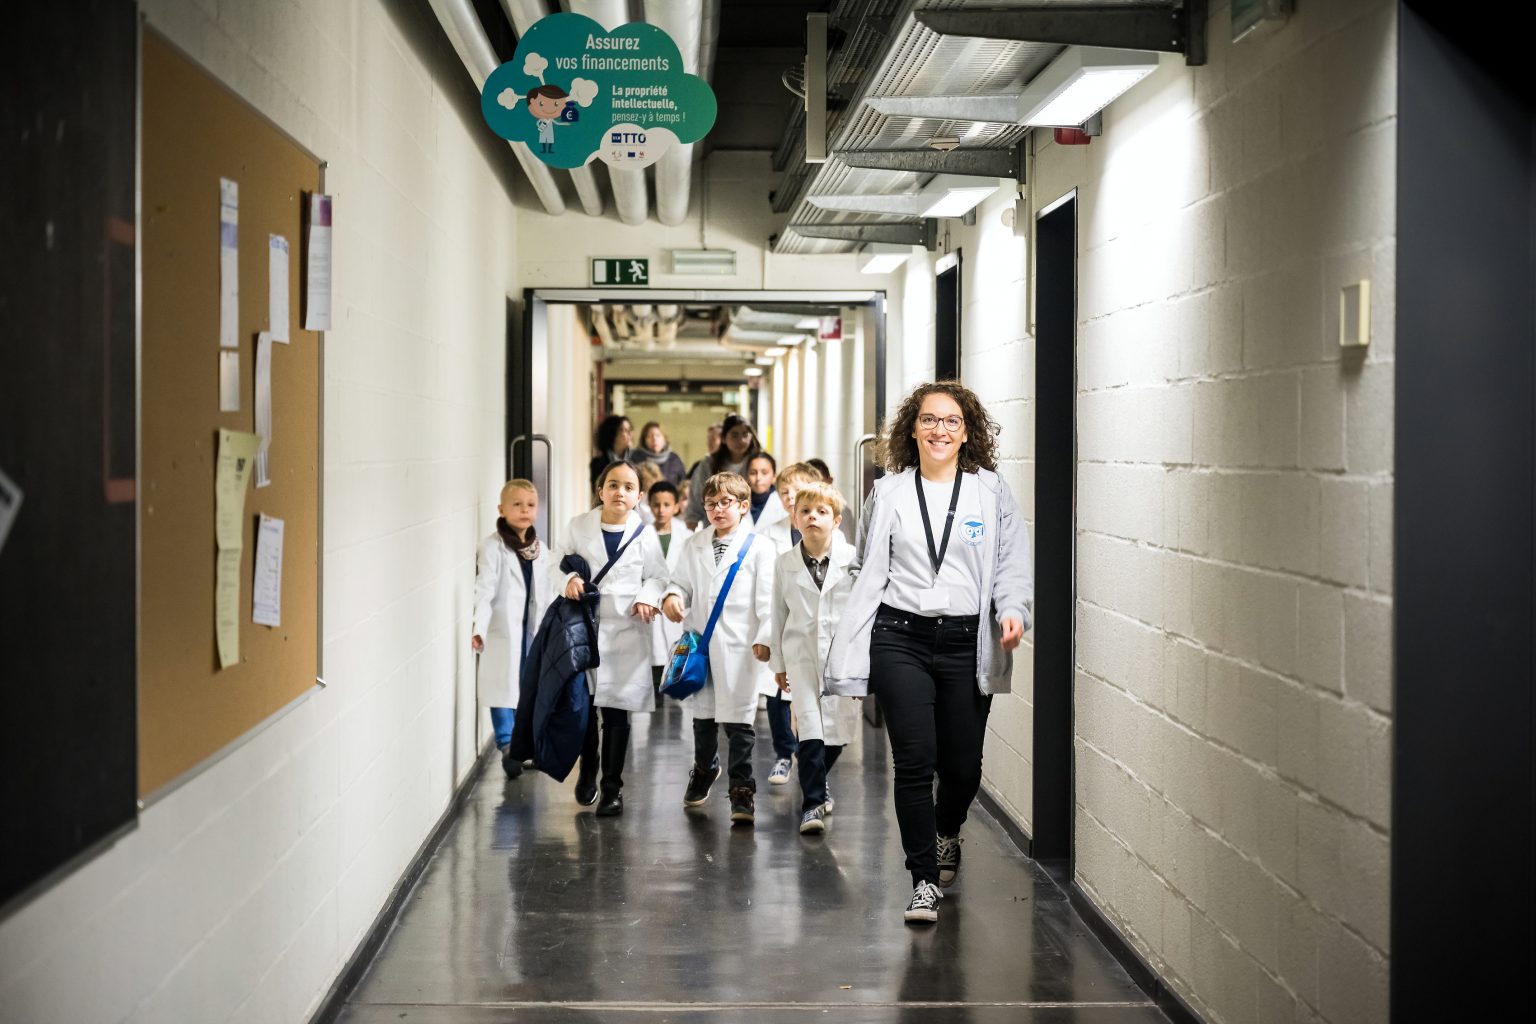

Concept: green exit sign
[[591, 258, 649, 287]]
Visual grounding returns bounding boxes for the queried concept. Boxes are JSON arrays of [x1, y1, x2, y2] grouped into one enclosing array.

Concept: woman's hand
[[662, 595, 686, 623], [632, 602, 658, 624], [752, 644, 771, 663], [563, 576, 585, 601], [775, 671, 790, 693], [1000, 617, 1024, 651]]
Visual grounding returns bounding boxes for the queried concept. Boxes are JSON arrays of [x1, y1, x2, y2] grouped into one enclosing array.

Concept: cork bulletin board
[[139, 28, 322, 799]]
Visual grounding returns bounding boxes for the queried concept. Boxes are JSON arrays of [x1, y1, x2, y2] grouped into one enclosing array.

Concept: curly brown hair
[[876, 380, 1000, 474]]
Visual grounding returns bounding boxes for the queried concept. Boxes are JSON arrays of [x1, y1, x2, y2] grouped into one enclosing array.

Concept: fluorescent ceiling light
[[1018, 47, 1158, 127], [860, 242, 915, 275], [743, 366, 764, 377], [671, 249, 737, 274], [764, 346, 788, 356], [777, 334, 808, 346], [754, 356, 776, 366], [794, 316, 821, 329], [806, 174, 1000, 219]]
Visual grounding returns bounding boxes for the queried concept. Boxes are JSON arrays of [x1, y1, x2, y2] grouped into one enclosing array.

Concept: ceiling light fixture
[[1018, 47, 1159, 126], [743, 366, 765, 377], [859, 242, 916, 275], [671, 249, 738, 275], [805, 173, 1001, 219]]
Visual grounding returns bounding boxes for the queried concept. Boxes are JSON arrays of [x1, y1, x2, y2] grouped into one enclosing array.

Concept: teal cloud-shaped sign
[[481, 12, 718, 171]]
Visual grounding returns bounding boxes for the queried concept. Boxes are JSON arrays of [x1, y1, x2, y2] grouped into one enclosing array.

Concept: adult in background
[[824, 381, 1033, 926], [686, 423, 723, 483], [684, 414, 762, 529], [631, 421, 687, 487], [589, 415, 634, 498]]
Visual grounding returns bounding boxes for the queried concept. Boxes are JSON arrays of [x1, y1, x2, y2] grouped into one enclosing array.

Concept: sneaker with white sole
[[799, 805, 828, 834], [768, 758, 792, 785], [937, 834, 962, 887], [822, 787, 834, 815], [904, 880, 943, 924]]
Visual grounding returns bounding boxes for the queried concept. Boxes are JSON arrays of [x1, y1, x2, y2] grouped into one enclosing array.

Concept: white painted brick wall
[[1066, 1, 1396, 1021], [0, 1, 524, 1019], [891, 1, 1394, 1020]]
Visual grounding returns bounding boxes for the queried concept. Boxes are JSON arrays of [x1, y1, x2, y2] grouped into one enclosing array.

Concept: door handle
[[510, 433, 553, 531]]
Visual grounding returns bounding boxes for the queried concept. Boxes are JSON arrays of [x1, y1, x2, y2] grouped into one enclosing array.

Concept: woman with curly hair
[[825, 381, 1033, 925]]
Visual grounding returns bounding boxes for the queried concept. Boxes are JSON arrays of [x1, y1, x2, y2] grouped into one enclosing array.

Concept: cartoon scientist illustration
[[526, 84, 570, 154]]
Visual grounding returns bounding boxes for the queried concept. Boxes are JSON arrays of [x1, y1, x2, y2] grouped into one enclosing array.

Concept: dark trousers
[[692, 718, 756, 790], [765, 692, 799, 760], [796, 738, 843, 812], [579, 706, 631, 797], [870, 604, 991, 886]]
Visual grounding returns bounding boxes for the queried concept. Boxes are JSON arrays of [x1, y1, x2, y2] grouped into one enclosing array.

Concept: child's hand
[[752, 644, 770, 663], [564, 576, 586, 601], [775, 671, 789, 693], [662, 595, 686, 623], [1000, 617, 1024, 651], [471, 635, 484, 653], [632, 601, 657, 624]]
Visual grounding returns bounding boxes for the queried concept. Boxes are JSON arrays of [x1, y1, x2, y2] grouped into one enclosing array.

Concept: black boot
[[574, 712, 600, 806], [595, 715, 630, 816], [500, 745, 523, 779]]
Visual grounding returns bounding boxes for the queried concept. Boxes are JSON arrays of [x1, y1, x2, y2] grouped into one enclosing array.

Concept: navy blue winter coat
[[509, 554, 602, 781]]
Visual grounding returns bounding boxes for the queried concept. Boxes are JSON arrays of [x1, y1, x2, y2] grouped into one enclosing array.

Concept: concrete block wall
[[1054, 2, 1396, 1021], [0, 0, 524, 1019]]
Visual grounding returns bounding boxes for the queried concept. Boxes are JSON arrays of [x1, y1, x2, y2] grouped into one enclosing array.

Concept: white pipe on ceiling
[[429, 0, 567, 215], [568, 1, 649, 224], [644, 0, 707, 226], [503, 0, 604, 215]]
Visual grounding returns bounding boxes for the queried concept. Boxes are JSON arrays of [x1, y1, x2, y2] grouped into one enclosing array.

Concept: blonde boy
[[662, 473, 775, 825], [769, 481, 859, 833]]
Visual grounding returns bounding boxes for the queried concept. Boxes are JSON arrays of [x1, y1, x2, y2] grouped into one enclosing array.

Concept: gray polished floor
[[336, 702, 1166, 1023]]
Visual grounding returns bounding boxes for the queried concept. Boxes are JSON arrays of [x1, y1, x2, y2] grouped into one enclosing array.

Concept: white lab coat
[[551, 509, 669, 713], [768, 541, 859, 745], [651, 522, 694, 665], [472, 532, 553, 708], [662, 526, 775, 726]]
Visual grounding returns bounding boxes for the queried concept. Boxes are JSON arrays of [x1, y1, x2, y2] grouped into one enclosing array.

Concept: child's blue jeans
[[489, 707, 515, 750], [765, 693, 798, 760]]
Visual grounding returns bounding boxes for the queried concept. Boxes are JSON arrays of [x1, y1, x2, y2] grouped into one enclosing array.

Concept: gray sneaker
[[904, 881, 943, 924], [768, 758, 793, 785], [937, 834, 962, 887], [799, 805, 828, 834]]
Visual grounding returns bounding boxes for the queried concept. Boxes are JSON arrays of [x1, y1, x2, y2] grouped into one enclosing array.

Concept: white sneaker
[[904, 881, 943, 924], [937, 834, 962, 887], [768, 758, 792, 785]]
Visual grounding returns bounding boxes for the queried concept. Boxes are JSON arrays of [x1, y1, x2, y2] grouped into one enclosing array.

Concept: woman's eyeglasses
[[917, 413, 964, 432]]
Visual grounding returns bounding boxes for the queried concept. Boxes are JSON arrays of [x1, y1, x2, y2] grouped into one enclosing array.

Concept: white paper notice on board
[[0, 466, 23, 558], [269, 234, 290, 343], [219, 178, 239, 349], [253, 514, 284, 628], [303, 193, 332, 331], [219, 350, 240, 412], [254, 332, 273, 487]]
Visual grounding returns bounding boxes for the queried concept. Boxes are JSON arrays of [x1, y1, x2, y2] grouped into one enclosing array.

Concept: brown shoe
[[728, 784, 755, 825]]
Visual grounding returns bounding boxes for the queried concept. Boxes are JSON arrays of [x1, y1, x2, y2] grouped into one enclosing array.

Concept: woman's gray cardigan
[[823, 467, 1034, 697]]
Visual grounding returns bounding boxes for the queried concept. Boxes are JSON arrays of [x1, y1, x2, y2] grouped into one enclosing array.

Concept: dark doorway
[[1032, 194, 1077, 870], [935, 253, 962, 381], [1393, 6, 1535, 1016]]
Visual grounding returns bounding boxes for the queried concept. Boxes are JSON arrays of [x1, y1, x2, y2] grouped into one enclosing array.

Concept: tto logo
[[609, 131, 647, 144]]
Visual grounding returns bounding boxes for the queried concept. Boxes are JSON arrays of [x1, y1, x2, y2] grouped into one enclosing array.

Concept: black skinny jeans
[[692, 719, 756, 790], [870, 603, 992, 886]]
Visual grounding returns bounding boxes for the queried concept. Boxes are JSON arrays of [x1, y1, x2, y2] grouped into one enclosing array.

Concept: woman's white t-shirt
[[883, 471, 986, 617]]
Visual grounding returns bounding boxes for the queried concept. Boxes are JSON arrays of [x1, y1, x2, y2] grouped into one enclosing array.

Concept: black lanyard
[[914, 471, 963, 577]]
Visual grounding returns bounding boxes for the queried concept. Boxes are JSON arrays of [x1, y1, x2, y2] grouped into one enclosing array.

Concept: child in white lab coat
[[472, 480, 553, 779], [662, 472, 776, 826], [647, 480, 693, 693], [552, 460, 670, 817], [769, 481, 859, 834]]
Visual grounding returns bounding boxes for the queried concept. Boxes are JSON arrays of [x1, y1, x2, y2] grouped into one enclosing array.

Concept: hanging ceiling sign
[[481, 12, 717, 172]]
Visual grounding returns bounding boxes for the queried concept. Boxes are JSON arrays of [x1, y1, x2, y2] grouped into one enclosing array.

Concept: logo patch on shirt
[[961, 516, 985, 546]]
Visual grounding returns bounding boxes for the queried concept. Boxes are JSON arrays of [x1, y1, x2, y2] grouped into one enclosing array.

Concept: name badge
[[917, 586, 949, 612]]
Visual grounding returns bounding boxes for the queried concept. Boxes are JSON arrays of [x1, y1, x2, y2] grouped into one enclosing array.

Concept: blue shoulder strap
[[700, 533, 755, 646]]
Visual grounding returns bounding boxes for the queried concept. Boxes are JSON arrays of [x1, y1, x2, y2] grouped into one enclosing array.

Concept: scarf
[[496, 517, 541, 561], [631, 444, 674, 466]]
